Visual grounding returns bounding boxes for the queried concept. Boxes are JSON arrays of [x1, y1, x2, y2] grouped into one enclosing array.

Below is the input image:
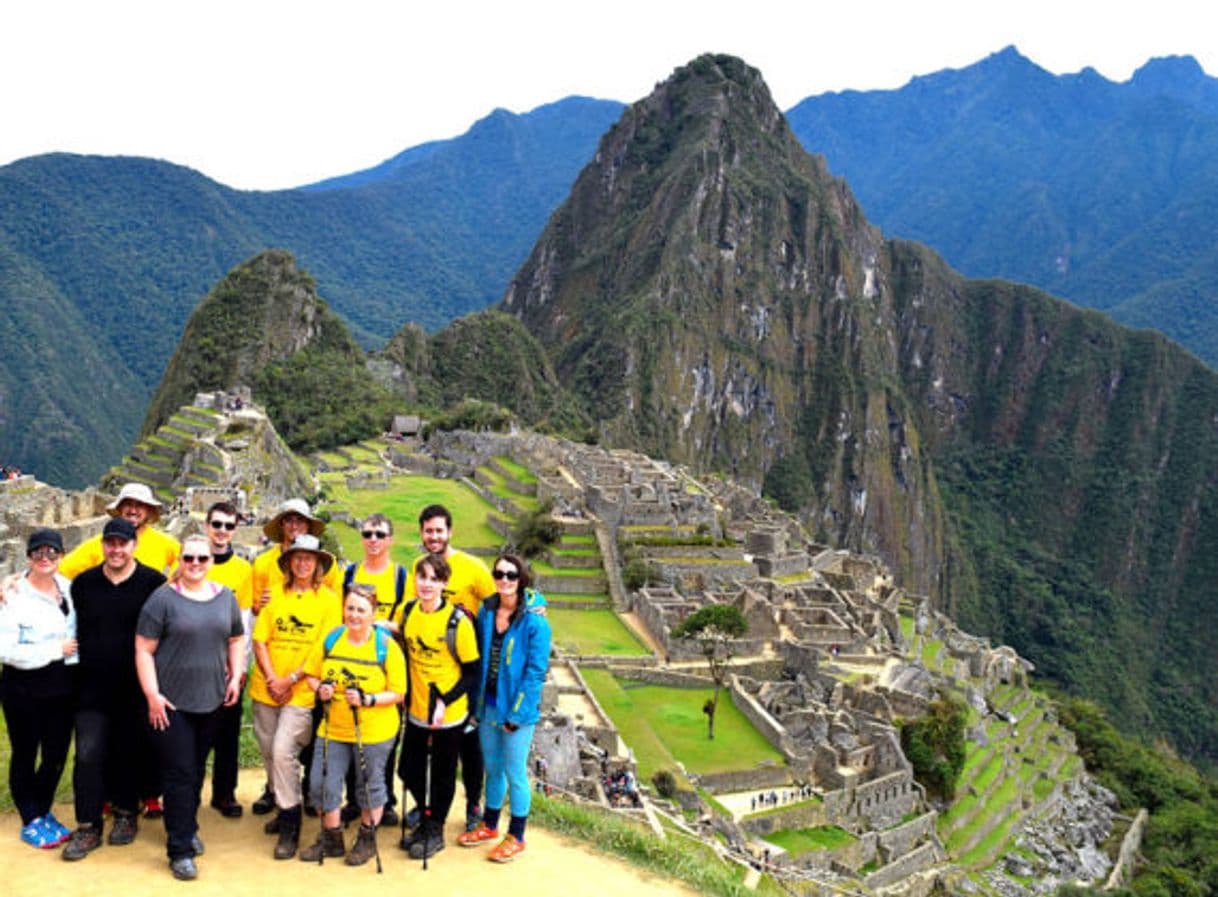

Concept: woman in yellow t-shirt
[[394, 553, 479, 862], [298, 584, 405, 866], [250, 534, 339, 860]]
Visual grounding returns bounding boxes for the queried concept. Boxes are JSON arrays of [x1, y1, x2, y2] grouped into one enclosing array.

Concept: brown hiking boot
[[273, 820, 300, 859], [345, 824, 378, 866], [62, 825, 102, 861], [299, 826, 345, 862]]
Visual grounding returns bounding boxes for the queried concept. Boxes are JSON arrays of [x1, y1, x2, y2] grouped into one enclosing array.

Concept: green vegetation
[[671, 604, 748, 740], [764, 825, 854, 855], [900, 696, 968, 800], [549, 609, 649, 656], [580, 668, 784, 781]]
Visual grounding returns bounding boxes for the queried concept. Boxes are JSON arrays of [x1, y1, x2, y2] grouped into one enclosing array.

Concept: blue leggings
[[479, 718, 535, 820]]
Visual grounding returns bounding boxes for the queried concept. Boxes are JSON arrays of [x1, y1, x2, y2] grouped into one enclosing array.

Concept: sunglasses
[[181, 554, 211, 564], [209, 519, 238, 531], [29, 547, 61, 561], [361, 530, 390, 540], [492, 569, 521, 581]]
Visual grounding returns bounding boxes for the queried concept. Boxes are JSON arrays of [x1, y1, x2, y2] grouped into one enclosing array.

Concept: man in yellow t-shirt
[[395, 553, 479, 861], [199, 500, 253, 818], [401, 503, 495, 833], [59, 482, 181, 579], [251, 499, 340, 615]]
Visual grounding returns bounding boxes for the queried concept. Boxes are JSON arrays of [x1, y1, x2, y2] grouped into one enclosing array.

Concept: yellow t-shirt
[[205, 552, 254, 611], [343, 562, 406, 622], [249, 585, 340, 707], [304, 627, 406, 744], [251, 544, 341, 606], [404, 549, 494, 617], [59, 527, 181, 579], [399, 599, 478, 728]]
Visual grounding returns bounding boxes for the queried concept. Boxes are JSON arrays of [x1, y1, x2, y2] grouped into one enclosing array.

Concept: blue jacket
[[474, 588, 551, 727]]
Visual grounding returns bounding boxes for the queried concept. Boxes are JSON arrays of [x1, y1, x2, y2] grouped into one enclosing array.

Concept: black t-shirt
[[70, 562, 166, 708]]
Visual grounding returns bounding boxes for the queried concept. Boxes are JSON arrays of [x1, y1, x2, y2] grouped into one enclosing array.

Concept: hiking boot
[[399, 823, 423, 852], [465, 805, 483, 832], [108, 812, 138, 846], [251, 787, 275, 815], [62, 825, 102, 861], [272, 811, 300, 860], [404, 806, 421, 829], [263, 816, 280, 835], [210, 797, 243, 818], [380, 806, 399, 828], [169, 857, 198, 880], [142, 797, 164, 819], [299, 827, 345, 862], [408, 823, 444, 860], [345, 824, 378, 866], [488, 834, 525, 863], [457, 823, 499, 847]]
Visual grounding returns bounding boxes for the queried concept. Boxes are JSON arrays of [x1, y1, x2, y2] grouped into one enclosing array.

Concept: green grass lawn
[[580, 669, 786, 782], [764, 825, 854, 855], [531, 557, 604, 577], [544, 591, 611, 605], [550, 608, 650, 656], [324, 474, 505, 565], [492, 455, 537, 484]]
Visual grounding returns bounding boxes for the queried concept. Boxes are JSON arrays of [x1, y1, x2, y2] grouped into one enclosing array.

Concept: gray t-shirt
[[137, 583, 243, 713]]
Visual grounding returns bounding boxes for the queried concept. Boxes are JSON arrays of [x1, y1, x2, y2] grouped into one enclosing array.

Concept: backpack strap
[[388, 564, 407, 621], [343, 562, 356, 593], [323, 624, 347, 655]]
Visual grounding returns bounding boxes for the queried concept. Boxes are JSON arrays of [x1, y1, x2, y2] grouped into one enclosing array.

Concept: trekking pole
[[423, 683, 437, 871], [318, 686, 332, 867], [351, 699, 383, 874]]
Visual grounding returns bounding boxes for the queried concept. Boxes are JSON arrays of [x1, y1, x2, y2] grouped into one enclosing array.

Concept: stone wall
[[739, 798, 827, 836], [863, 841, 943, 890], [699, 764, 795, 795], [611, 668, 713, 689], [729, 674, 792, 756]]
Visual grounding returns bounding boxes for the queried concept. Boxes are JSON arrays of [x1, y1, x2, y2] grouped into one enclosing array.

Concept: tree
[[899, 696, 968, 800], [671, 604, 748, 740]]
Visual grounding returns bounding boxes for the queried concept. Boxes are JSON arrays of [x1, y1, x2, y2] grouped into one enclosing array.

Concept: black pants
[[74, 700, 145, 828], [206, 688, 244, 802], [2, 688, 73, 825], [460, 722, 483, 813], [149, 706, 222, 860], [400, 722, 462, 830]]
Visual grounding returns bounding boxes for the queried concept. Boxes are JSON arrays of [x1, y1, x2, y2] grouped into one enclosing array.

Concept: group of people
[[0, 483, 552, 880]]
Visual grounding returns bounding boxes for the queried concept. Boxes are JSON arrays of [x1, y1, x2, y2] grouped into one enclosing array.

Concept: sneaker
[[408, 827, 445, 860], [488, 834, 525, 863], [170, 857, 198, 881], [142, 797, 164, 819], [252, 787, 276, 816], [108, 812, 138, 846], [457, 823, 499, 847], [21, 817, 54, 849], [42, 812, 71, 846], [380, 806, 399, 828], [465, 805, 483, 832], [62, 825, 102, 861], [210, 797, 243, 818]]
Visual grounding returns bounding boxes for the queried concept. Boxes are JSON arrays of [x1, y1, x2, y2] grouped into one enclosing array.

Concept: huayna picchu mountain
[[501, 54, 1218, 763]]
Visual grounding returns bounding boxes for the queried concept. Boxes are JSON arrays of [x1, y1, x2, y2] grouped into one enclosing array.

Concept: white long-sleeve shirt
[[0, 572, 75, 670]]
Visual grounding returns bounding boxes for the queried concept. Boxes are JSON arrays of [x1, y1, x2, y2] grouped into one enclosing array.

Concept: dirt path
[[2, 777, 696, 895]]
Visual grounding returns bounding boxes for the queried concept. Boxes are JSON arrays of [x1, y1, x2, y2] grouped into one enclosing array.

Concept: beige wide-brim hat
[[263, 498, 326, 542], [105, 483, 163, 525], [277, 533, 335, 576]]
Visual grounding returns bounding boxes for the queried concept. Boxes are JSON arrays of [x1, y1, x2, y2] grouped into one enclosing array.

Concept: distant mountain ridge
[[0, 97, 622, 485], [785, 45, 1218, 365]]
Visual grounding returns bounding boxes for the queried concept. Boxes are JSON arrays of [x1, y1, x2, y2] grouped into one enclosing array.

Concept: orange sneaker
[[488, 834, 525, 863], [457, 824, 499, 847]]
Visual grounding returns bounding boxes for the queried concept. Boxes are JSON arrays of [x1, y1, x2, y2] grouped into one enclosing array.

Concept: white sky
[[2, 0, 1213, 190]]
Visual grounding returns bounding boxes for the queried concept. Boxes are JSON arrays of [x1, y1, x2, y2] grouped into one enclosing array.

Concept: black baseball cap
[[27, 529, 65, 554], [102, 518, 138, 542]]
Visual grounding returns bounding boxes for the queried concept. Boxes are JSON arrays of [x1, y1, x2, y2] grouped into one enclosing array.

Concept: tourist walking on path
[[0, 529, 78, 849], [59, 482, 181, 578], [251, 534, 340, 859], [299, 584, 406, 866], [402, 504, 495, 831], [135, 534, 244, 880], [395, 553, 480, 861], [458, 553, 551, 863], [62, 517, 166, 861], [198, 500, 254, 818]]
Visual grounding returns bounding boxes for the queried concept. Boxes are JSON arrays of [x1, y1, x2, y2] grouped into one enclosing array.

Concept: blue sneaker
[[41, 812, 71, 846], [21, 817, 54, 849]]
